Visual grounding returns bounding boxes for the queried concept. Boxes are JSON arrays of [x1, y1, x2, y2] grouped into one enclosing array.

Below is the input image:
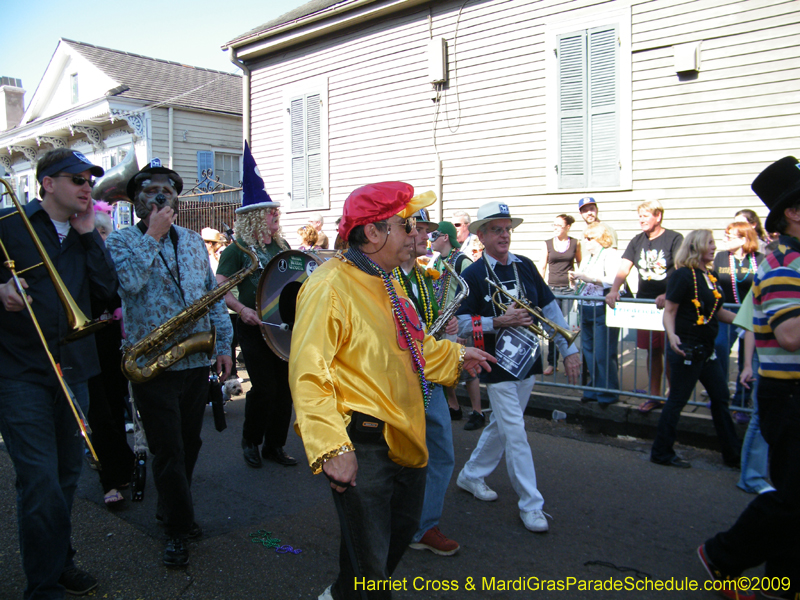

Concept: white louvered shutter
[[558, 31, 587, 189], [290, 97, 306, 208], [306, 94, 323, 208], [557, 26, 619, 189], [589, 26, 619, 187]]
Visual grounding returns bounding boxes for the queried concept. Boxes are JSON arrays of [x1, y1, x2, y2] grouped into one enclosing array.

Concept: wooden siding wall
[[246, 0, 800, 260], [150, 108, 242, 191]]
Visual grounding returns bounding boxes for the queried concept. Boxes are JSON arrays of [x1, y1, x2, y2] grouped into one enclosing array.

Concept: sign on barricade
[[606, 301, 664, 331]]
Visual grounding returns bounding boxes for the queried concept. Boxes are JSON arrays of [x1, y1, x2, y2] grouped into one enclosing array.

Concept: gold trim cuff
[[310, 442, 355, 474], [454, 345, 467, 382]]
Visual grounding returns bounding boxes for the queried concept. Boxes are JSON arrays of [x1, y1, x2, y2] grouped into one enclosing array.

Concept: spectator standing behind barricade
[[650, 229, 741, 469], [569, 222, 622, 406], [307, 212, 329, 249], [0, 149, 117, 597], [297, 223, 320, 251], [216, 144, 296, 470], [541, 214, 581, 376], [429, 221, 486, 430], [202, 227, 225, 273], [731, 291, 774, 496], [456, 201, 581, 533], [606, 199, 683, 412], [733, 208, 771, 254], [712, 222, 764, 422], [453, 209, 481, 261], [577, 196, 618, 248], [699, 157, 800, 598]]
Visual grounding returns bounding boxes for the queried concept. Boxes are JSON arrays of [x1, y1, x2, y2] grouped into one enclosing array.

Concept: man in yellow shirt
[[289, 182, 494, 600]]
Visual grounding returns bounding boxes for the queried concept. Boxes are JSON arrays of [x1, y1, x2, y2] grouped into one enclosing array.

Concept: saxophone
[[427, 259, 470, 340], [122, 236, 259, 383]]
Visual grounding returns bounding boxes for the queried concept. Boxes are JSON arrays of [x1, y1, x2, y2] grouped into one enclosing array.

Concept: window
[[196, 150, 241, 200], [558, 26, 619, 188], [70, 73, 79, 105], [545, 4, 631, 192], [214, 152, 240, 189], [283, 77, 328, 211]]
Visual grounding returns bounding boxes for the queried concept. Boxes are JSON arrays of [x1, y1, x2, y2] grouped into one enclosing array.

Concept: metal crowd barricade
[[536, 294, 751, 413], [176, 188, 242, 234]]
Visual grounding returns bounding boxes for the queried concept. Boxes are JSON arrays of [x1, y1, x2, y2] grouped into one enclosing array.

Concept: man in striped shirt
[[699, 157, 800, 600]]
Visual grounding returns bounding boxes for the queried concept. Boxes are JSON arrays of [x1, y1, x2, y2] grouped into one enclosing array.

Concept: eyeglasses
[[387, 217, 416, 235], [429, 231, 444, 241], [488, 226, 513, 235], [553, 223, 566, 228], [54, 174, 96, 188], [454, 223, 467, 228]]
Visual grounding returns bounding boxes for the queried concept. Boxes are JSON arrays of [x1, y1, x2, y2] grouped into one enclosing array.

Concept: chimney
[[0, 77, 25, 132]]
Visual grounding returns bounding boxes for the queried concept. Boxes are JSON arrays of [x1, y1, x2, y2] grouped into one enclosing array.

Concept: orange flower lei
[[691, 269, 722, 325]]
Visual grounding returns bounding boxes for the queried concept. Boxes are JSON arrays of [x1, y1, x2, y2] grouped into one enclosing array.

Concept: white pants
[[462, 376, 545, 512]]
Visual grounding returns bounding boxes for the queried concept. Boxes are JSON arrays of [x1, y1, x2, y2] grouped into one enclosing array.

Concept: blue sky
[[1, 0, 306, 107]]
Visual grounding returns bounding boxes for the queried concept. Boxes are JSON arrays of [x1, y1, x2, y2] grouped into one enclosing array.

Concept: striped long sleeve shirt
[[752, 234, 800, 379]]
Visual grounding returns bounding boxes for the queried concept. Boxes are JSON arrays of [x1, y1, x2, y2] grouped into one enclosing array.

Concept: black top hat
[[752, 156, 800, 233], [126, 157, 184, 201]]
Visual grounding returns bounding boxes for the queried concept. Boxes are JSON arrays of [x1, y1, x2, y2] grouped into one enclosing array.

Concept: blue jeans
[[332, 439, 426, 600], [412, 385, 454, 541], [0, 377, 89, 600], [737, 354, 774, 494], [580, 304, 620, 403], [714, 318, 751, 408], [651, 347, 740, 465]]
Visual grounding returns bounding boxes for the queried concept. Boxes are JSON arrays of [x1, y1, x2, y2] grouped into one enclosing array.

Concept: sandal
[[638, 399, 665, 414], [104, 489, 125, 508], [543, 365, 556, 376]]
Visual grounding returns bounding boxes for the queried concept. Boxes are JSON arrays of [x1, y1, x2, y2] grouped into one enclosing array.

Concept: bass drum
[[255, 249, 337, 361]]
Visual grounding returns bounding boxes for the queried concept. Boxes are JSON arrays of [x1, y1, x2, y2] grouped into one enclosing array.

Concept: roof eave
[[224, 0, 425, 61]]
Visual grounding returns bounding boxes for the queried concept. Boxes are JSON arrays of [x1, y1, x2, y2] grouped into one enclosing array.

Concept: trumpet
[[0, 177, 102, 467], [484, 278, 579, 346]]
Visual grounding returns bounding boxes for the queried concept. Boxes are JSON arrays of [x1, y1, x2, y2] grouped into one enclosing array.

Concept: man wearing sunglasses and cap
[[455, 201, 580, 533], [106, 159, 233, 568], [289, 182, 495, 600], [0, 148, 118, 597]]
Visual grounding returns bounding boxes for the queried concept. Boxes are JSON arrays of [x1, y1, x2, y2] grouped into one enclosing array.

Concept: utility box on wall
[[428, 37, 448, 85]]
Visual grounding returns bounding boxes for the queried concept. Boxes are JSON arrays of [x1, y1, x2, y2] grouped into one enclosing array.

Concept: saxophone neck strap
[[136, 221, 185, 305]]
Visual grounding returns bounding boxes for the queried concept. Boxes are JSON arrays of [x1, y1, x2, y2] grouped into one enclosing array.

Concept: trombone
[[484, 277, 579, 346], [0, 177, 102, 468]]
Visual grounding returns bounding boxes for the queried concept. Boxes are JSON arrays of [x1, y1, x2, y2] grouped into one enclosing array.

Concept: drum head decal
[[255, 250, 328, 361]]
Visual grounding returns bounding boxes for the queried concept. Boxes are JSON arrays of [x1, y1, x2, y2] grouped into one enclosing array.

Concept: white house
[[1, 39, 243, 211], [223, 0, 800, 259]]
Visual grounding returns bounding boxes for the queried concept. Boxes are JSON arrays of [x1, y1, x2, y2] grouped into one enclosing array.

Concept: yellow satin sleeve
[[289, 257, 464, 473]]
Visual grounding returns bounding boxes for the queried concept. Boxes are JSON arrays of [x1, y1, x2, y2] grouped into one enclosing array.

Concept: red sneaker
[[696, 545, 755, 600], [409, 526, 460, 556]]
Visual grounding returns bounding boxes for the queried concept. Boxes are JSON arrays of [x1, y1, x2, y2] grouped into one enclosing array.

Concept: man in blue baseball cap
[[578, 197, 618, 248], [0, 147, 117, 597]]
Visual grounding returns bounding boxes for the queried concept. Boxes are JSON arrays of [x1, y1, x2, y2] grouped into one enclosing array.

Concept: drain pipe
[[228, 47, 251, 146]]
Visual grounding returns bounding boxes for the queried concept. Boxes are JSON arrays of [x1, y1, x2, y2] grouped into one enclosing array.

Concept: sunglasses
[[454, 223, 467, 227], [53, 174, 96, 188], [387, 217, 417, 235], [488, 226, 513, 235], [429, 231, 445, 241]]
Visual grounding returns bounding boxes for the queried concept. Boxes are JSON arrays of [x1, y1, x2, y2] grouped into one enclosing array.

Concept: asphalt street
[[0, 393, 761, 600]]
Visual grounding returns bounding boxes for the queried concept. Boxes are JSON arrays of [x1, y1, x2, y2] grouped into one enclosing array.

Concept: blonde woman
[[297, 224, 319, 251], [650, 230, 741, 469], [568, 223, 621, 406]]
